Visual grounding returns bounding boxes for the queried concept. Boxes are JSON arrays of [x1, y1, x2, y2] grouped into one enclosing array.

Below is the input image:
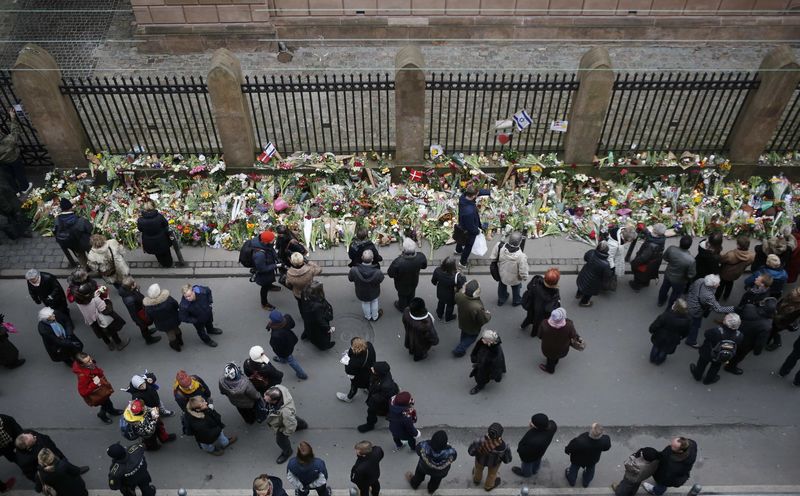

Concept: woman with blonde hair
[[336, 337, 376, 403], [86, 234, 130, 290], [36, 448, 88, 496], [252, 473, 288, 496]]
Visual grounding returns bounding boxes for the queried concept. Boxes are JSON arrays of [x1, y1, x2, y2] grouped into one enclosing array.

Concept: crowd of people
[[1, 180, 799, 496]]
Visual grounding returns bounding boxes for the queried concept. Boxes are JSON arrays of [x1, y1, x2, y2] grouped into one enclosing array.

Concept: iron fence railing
[[0, 71, 52, 166]]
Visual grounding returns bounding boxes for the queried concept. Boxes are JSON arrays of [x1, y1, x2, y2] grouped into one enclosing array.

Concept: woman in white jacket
[[606, 226, 636, 289], [490, 231, 529, 306], [86, 234, 130, 290]]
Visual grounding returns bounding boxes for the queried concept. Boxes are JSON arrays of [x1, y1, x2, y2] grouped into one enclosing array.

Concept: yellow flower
[[531, 165, 543, 174], [168, 219, 175, 224], [609, 198, 618, 206], [381, 167, 390, 174], [390, 218, 398, 226], [722, 188, 730, 195], [540, 207, 550, 213], [246, 222, 255, 230], [747, 217, 756, 224], [693, 196, 702, 204]]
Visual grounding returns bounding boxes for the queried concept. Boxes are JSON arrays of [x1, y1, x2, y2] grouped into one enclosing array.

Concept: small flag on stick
[[257, 142, 277, 164], [513, 110, 533, 131]]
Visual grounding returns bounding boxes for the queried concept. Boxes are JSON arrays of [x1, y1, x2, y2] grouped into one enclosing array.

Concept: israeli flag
[[513, 110, 533, 131]]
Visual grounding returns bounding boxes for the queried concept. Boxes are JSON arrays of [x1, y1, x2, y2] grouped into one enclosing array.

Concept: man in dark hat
[[405, 430, 458, 494], [107, 442, 156, 496], [513, 413, 558, 478], [54, 198, 93, 267]]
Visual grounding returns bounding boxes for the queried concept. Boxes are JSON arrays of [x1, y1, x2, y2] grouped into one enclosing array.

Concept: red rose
[[589, 230, 596, 240]]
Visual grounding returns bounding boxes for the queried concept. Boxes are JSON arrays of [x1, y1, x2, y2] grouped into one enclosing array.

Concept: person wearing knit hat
[[744, 253, 788, 298], [123, 371, 175, 418], [513, 413, 558, 478], [388, 237, 428, 312], [250, 230, 282, 310], [142, 283, 184, 352], [468, 329, 506, 395], [564, 423, 611, 488], [629, 224, 666, 291], [402, 297, 438, 362], [266, 309, 308, 380], [468, 422, 512, 491], [538, 308, 582, 374], [172, 370, 212, 412], [137, 201, 176, 268], [406, 430, 458, 493], [54, 196, 92, 268], [490, 231, 529, 307], [179, 283, 222, 348], [520, 267, 561, 337], [243, 345, 285, 394], [452, 279, 491, 357], [121, 397, 175, 450], [219, 362, 263, 424], [107, 442, 156, 496], [388, 391, 419, 451], [690, 312, 744, 385]]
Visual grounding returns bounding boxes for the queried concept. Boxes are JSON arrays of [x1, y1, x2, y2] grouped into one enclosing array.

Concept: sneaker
[[336, 392, 353, 403], [642, 482, 656, 495], [161, 408, 175, 417], [579, 301, 593, 307], [372, 309, 384, 321], [262, 303, 275, 311]]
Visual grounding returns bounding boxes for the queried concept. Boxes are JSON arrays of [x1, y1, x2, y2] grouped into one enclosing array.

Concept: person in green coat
[[452, 280, 491, 357]]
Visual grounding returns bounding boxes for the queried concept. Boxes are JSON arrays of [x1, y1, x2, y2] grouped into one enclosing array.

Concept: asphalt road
[[1, 272, 799, 492]]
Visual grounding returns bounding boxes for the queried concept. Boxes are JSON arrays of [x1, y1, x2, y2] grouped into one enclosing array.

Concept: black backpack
[[238, 239, 262, 268], [711, 328, 738, 363], [54, 219, 75, 246]]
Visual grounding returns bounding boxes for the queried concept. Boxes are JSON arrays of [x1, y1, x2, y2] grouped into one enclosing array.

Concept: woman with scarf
[[402, 298, 439, 361], [538, 308, 581, 374], [172, 370, 212, 412], [219, 363, 263, 424], [467, 422, 512, 492], [124, 372, 175, 418], [37, 307, 82, 366], [468, 330, 506, 395]]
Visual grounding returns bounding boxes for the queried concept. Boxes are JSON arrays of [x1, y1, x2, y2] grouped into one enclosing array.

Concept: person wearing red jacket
[[72, 352, 123, 423]]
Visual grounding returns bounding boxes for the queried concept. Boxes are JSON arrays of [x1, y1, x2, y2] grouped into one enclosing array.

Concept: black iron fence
[[767, 84, 800, 152], [0, 71, 52, 166], [242, 73, 395, 155], [598, 72, 759, 154], [425, 73, 578, 155], [60, 76, 220, 156]]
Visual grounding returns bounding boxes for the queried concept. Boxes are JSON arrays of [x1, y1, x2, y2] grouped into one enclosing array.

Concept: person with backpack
[[657, 235, 696, 307], [468, 422, 512, 492], [690, 312, 743, 385], [219, 362, 264, 424], [648, 299, 692, 365], [489, 231, 529, 307], [612, 447, 660, 496], [388, 238, 428, 312], [629, 224, 666, 291], [137, 201, 176, 268], [564, 423, 611, 488], [351, 440, 383, 496], [642, 437, 698, 495], [244, 231, 281, 311], [179, 283, 222, 348], [120, 399, 175, 451], [725, 297, 776, 375], [430, 256, 466, 323], [405, 430, 457, 494], [267, 310, 308, 380], [185, 396, 238, 456], [520, 268, 561, 337], [107, 442, 156, 496], [54, 198, 93, 268], [348, 229, 383, 268], [512, 413, 557, 478], [402, 298, 439, 362]]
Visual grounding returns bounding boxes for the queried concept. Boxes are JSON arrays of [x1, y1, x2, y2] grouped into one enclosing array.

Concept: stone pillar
[[727, 46, 800, 164], [563, 47, 614, 165], [207, 48, 256, 168], [394, 46, 426, 176], [12, 44, 90, 167]]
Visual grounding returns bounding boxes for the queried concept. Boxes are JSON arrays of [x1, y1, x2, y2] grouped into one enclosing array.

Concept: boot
[[7, 358, 25, 369], [97, 411, 112, 424], [202, 338, 218, 348], [208, 327, 223, 335], [169, 341, 182, 352], [115, 337, 131, 351], [276, 450, 291, 464], [145, 334, 162, 345]]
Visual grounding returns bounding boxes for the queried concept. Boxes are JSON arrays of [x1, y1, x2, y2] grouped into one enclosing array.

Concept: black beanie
[[430, 430, 448, 451], [59, 198, 73, 211], [531, 413, 549, 430], [465, 280, 480, 297], [107, 443, 126, 460]]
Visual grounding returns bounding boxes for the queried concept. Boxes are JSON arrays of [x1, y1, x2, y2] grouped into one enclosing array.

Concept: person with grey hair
[[388, 238, 428, 311], [489, 231, 529, 307], [26, 269, 71, 323], [348, 249, 385, 321], [37, 307, 82, 366], [648, 298, 692, 365], [469, 329, 506, 394], [564, 423, 611, 488], [658, 235, 696, 307], [685, 274, 734, 348], [629, 224, 666, 291], [690, 312, 743, 385], [575, 242, 612, 307]]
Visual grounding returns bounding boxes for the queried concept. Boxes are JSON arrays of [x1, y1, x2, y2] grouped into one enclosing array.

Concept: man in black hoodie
[[564, 423, 611, 488], [358, 362, 399, 433], [351, 440, 384, 496], [643, 437, 697, 495], [349, 250, 385, 322], [107, 442, 155, 496], [512, 413, 557, 478]]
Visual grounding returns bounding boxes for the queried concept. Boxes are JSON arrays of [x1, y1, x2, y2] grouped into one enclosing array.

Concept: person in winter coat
[[265, 385, 309, 464], [72, 352, 123, 423], [219, 363, 263, 424], [388, 391, 419, 450], [606, 225, 636, 288], [468, 422, 511, 492], [642, 437, 698, 495], [512, 413, 557, 478], [267, 310, 308, 380], [36, 448, 88, 496], [388, 238, 428, 311], [348, 229, 383, 268], [0, 107, 31, 195], [253, 473, 289, 496], [286, 442, 330, 496], [521, 268, 561, 337], [0, 313, 24, 369], [767, 287, 800, 351], [13, 431, 82, 486], [685, 274, 734, 347], [564, 423, 611, 488], [576, 242, 612, 306], [336, 337, 376, 403], [648, 299, 692, 365], [125, 372, 174, 418], [452, 280, 491, 357], [351, 441, 383, 496], [173, 370, 213, 412], [778, 331, 800, 386], [122, 400, 175, 451], [752, 236, 790, 273], [54, 198, 92, 268], [430, 256, 466, 322], [26, 269, 71, 323], [538, 308, 581, 374], [66, 268, 97, 306], [469, 330, 506, 394], [724, 297, 777, 375], [402, 298, 438, 361], [118, 277, 160, 345], [358, 361, 399, 433], [251, 231, 281, 310], [717, 236, 755, 300], [276, 225, 307, 268], [75, 284, 130, 351], [405, 430, 457, 494], [0, 166, 30, 243], [349, 250, 385, 321], [455, 185, 490, 268], [300, 281, 336, 351], [630, 224, 666, 291], [490, 231, 529, 306], [738, 273, 772, 307], [612, 447, 660, 496], [690, 313, 743, 385], [745, 253, 787, 297], [143, 284, 183, 352], [86, 234, 130, 290], [179, 283, 222, 348], [107, 442, 156, 496], [285, 252, 321, 316], [693, 233, 723, 281], [244, 346, 285, 394], [137, 202, 175, 268], [185, 396, 237, 456], [658, 235, 696, 307], [0, 414, 21, 481]]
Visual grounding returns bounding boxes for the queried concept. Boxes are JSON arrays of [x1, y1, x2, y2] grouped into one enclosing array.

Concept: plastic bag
[[472, 233, 488, 256]]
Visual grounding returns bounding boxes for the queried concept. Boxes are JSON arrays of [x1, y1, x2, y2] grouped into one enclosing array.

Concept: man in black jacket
[[690, 313, 743, 385], [512, 413, 557, 478], [387, 238, 428, 311], [107, 442, 156, 496], [54, 198, 92, 268], [185, 396, 237, 456], [455, 186, 490, 268], [351, 440, 384, 496], [348, 229, 383, 268], [26, 269, 70, 321], [564, 423, 611, 488], [14, 431, 88, 486], [643, 437, 697, 495], [358, 362, 399, 433], [244, 345, 284, 394]]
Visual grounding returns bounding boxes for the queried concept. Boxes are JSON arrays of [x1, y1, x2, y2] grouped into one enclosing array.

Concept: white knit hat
[[147, 283, 162, 299], [249, 345, 269, 364]]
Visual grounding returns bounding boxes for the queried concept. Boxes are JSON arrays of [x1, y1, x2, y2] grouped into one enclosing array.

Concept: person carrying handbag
[[489, 232, 529, 307], [612, 447, 660, 496], [72, 352, 123, 424]]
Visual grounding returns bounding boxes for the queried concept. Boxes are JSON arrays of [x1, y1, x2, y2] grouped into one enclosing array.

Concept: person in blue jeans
[[658, 235, 696, 308], [512, 413, 557, 478], [452, 280, 491, 357], [564, 423, 611, 488], [185, 396, 237, 455], [643, 437, 698, 495], [455, 186, 490, 268], [267, 310, 308, 380], [648, 299, 691, 365]]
